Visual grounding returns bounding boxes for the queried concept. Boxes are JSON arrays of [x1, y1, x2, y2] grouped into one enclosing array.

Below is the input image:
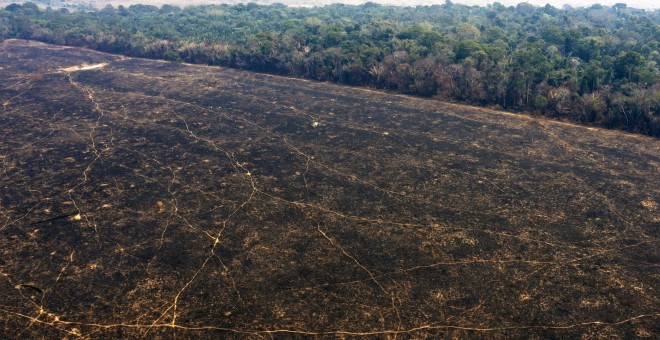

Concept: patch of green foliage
[[2, 2, 659, 136]]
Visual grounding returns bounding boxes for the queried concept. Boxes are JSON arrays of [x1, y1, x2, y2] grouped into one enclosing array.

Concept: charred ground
[[0, 40, 658, 338]]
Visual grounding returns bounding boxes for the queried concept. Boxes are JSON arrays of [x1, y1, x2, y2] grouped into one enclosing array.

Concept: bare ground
[[0, 39, 658, 338]]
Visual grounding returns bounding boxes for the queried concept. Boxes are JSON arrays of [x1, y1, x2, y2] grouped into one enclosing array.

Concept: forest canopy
[[1, 2, 659, 136]]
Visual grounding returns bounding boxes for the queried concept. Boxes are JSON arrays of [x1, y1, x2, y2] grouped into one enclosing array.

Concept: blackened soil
[[0, 40, 658, 338]]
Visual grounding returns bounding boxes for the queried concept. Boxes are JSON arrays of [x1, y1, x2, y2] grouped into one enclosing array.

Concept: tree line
[[1, 2, 658, 136]]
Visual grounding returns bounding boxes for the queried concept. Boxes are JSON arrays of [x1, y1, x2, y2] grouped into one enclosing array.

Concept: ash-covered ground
[[0, 40, 658, 338]]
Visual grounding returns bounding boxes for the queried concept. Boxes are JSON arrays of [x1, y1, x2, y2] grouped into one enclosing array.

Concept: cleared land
[[0, 40, 658, 338]]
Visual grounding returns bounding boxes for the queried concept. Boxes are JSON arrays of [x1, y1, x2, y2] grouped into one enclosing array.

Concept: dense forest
[[1, 2, 659, 136]]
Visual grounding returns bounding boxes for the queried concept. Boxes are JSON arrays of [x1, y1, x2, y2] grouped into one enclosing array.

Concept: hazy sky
[[281, 0, 658, 10], [3, 0, 656, 10], [446, 0, 657, 9], [275, 0, 658, 10]]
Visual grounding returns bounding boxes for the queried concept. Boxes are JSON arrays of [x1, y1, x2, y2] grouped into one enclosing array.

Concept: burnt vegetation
[[0, 2, 659, 136], [0, 40, 659, 338]]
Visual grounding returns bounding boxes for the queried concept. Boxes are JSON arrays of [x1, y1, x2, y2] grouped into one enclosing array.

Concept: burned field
[[0, 40, 658, 338]]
